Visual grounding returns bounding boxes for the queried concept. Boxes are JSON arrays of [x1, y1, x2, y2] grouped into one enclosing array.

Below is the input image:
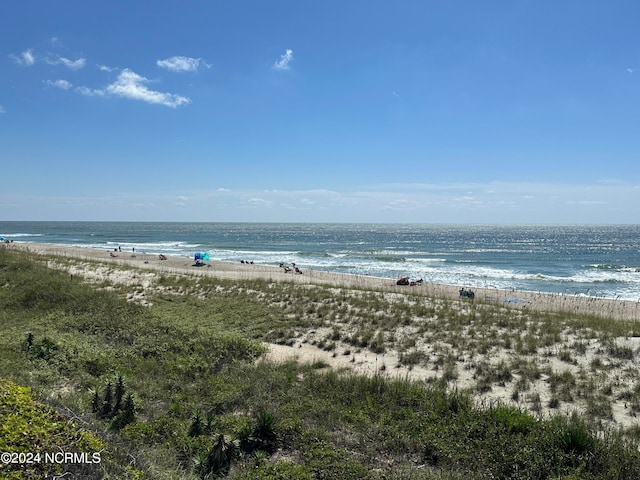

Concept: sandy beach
[[7, 241, 640, 321], [7, 241, 640, 431]]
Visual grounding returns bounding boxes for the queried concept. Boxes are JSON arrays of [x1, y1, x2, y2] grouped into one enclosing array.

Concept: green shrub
[[304, 441, 368, 480], [0, 378, 109, 479], [238, 461, 313, 480]]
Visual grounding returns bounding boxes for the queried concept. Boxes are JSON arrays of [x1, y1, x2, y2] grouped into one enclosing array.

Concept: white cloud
[[59, 56, 86, 70], [157, 56, 206, 72], [45, 56, 87, 70], [107, 69, 191, 107], [76, 85, 105, 97], [45, 55, 86, 70], [11, 49, 36, 66], [247, 197, 272, 207], [0, 105, 5, 113], [272, 49, 293, 71], [45, 79, 72, 90], [77, 68, 191, 108], [98, 64, 116, 72]]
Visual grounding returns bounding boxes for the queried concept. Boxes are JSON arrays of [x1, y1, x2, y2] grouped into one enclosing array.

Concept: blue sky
[[1, 1, 639, 223]]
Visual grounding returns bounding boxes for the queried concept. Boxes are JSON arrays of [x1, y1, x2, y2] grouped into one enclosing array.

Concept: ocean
[[1, 222, 639, 301]]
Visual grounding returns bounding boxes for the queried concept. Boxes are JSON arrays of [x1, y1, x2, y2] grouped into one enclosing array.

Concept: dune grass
[[2, 246, 640, 479]]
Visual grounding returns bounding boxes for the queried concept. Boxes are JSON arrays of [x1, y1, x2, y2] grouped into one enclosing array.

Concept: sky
[[1, 0, 640, 223]]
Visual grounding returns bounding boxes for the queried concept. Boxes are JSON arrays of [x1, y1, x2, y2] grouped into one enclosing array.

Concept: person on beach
[[459, 288, 475, 299]]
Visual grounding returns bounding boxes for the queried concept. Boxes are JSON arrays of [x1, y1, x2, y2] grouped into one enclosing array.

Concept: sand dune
[[9, 242, 640, 321], [7, 241, 640, 430]]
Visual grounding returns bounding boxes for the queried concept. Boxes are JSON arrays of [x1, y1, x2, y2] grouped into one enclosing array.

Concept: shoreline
[[8, 240, 640, 430], [5, 241, 640, 321]]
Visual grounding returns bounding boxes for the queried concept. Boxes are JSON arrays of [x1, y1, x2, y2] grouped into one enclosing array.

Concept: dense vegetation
[[1, 246, 640, 479]]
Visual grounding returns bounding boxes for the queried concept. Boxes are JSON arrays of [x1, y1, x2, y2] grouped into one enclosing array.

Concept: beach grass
[[2, 245, 640, 479]]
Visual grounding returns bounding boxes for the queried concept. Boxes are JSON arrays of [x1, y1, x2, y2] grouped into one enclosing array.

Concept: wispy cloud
[[44, 79, 72, 90], [12, 45, 85, 70], [0, 105, 5, 114], [157, 56, 207, 72], [247, 197, 273, 207], [77, 68, 191, 108], [76, 86, 105, 97], [11, 49, 36, 66], [272, 49, 293, 71], [59, 56, 86, 70], [5, 181, 640, 223]]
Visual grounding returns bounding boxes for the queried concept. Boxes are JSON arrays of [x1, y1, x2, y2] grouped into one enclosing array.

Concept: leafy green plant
[[557, 413, 595, 455], [0, 377, 136, 479], [252, 410, 278, 454], [189, 409, 204, 437], [201, 433, 238, 478], [87, 375, 136, 430], [111, 392, 136, 430]]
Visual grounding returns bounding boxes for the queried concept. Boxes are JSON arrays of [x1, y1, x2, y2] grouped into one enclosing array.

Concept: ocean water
[[1, 222, 639, 301]]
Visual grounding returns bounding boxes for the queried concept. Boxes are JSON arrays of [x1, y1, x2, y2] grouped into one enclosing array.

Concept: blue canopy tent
[[194, 252, 210, 261]]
